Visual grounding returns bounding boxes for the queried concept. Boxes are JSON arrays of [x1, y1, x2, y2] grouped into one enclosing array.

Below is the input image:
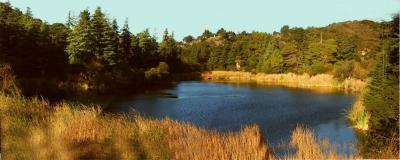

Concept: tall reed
[[201, 71, 366, 92]]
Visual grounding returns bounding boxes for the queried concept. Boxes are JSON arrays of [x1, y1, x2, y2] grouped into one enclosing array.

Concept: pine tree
[[137, 29, 159, 68], [159, 29, 180, 69], [361, 15, 399, 156], [257, 37, 283, 73], [102, 19, 119, 66], [281, 42, 300, 72], [90, 7, 116, 66], [65, 11, 76, 29], [364, 16, 399, 132], [65, 9, 93, 65], [119, 18, 132, 66]]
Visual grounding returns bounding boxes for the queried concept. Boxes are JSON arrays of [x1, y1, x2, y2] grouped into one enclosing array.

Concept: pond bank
[[173, 71, 367, 93]]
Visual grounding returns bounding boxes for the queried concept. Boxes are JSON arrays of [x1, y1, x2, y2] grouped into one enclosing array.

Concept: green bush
[[333, 60, 370, 80], [333, 61, 354, 80], [309, 62, 332, 76], [145, 62, 170, 80]]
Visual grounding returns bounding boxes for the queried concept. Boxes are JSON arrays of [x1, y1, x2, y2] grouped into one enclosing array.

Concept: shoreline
[[173, 71, 367, 93]]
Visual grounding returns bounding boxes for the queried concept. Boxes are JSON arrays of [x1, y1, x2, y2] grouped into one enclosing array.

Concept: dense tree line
[[0, 2, 391, 94], [180, 21, 381, 79], [0, 3, 184, 93]]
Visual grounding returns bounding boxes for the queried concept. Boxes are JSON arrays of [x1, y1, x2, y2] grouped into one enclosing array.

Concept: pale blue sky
[[3, 0, 399, 40]]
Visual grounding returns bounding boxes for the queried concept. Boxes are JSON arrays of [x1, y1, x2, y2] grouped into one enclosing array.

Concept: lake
[[107, 81, 357, 155]]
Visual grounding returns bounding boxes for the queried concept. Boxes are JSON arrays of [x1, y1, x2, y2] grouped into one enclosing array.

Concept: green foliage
[[333, 60, 354, 80], [90, 7, 117, 66], [137, 29, 159, 68], [0, 2, 69, 81], [304, 39, 337, 65], [145, 62, 170, 80], [118, 19, 132, 66], [281, 42, 300, 72], [159, 29, 180, 71], [183, 35, 194, 43], [308, 61, 332, 76], [258, 50, 283, 73], [177, 20, 380, 76], [66, 9, 93, 65], [257, 37, 283, 73], [335, 34, 357, 60], [360, 15, 399, 157], [207, 45, 228, 70], [201, 29, 213, 39], [0, 2, 386, 94]]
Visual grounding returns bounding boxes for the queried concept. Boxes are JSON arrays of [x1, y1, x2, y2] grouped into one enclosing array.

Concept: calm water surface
[[108, 81, 357, 154]]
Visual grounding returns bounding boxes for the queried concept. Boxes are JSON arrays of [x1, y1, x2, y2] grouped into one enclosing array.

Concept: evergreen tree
[[159, 29, 180, 70], [364, 15, 399, 137], [257, 37, 283, 73], [183, 35, 194, 43], [65, 11, 75, 29], [336, 34, 357, 60], [201, 29, 213, 39], [281, 42, 300, 72], [90, 7, 116, 66], [304, 39, 337, 65], [137, 29, 159, 68], [65, 9, 93, 66], [119, 18, 132, 66], [207, 46, 221, 70]]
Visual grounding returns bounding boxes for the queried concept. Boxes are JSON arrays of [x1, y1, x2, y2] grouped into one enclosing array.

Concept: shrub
[[351, 62, 369, 79], [334, 60, 354, 80], [334, 60, 369, 80], [0, 64, 16, 93], [145, 62, 170, 80], [309, 62, 332, 76]]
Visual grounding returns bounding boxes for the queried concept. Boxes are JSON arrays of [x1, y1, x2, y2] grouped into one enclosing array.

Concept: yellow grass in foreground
[[201, 71, 366, 92], [286, 126, 356, 159], [0, 93, 356, 159], [0, 93, 270, 160]]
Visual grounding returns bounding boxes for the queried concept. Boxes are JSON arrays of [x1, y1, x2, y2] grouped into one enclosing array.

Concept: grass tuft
[[348, 98, 370, 131]]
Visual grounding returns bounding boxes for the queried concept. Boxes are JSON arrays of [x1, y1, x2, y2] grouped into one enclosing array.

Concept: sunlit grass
[[0, 93, 272, 159], [0, 92, 360, 159], [201, 71, 366, 92], [285, 126, 357, 160], [348, 98, 370, 131]]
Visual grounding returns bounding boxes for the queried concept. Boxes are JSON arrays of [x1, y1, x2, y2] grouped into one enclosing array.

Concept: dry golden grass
[[156, 119, 270, 160], [0, 93, 167, 159], [201, 71, 366, 92], [284, 126, 357, 160], [1, 92, 359, 160], [0, 93, 272, 159]]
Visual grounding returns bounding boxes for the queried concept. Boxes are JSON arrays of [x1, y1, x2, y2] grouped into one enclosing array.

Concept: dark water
[[108, 81, 357, 154]]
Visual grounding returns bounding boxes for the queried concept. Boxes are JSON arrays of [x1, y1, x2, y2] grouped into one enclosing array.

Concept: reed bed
[[285, 126, 357, 160], [0, 93, 270, 159], [201, 71, 366, 92], [157, 119, 270, 160]]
